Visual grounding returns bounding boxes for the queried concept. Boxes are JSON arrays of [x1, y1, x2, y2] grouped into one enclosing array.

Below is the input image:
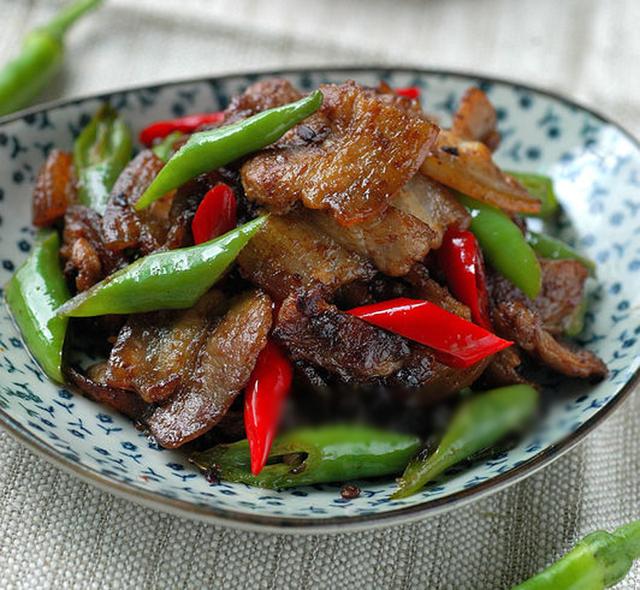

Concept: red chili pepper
[[348, 298, 511, 368], [139, 112, 225, 146], [437, 228, 492, 330], [191, 183, 238, 245], [395, 87, 421, 100], [244, 340, 294, 475]]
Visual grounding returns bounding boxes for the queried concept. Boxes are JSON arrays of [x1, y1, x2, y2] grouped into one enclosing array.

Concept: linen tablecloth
[[0, 1, 639, 588]]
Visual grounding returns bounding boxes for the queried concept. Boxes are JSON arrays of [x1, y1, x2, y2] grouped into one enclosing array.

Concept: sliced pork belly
[[237, 213, 374, 300], [451, 87, 500, 150], [147, 290, 272, 448], [223, 78, 304, 124], [489, 259, 606, 380], [491, 259, 590, 335], [274, 289, 411, 382], [67, 364, 148, 421], [242, 81, 438, 226], [492, 300, 607, 380], [104, 291, 226, 403], [420, 129, 540, 215], [102, 150, 169, 254], [303, 175, 469, 277], [60, 205, 126, 292], [32, 150, 77, 227]]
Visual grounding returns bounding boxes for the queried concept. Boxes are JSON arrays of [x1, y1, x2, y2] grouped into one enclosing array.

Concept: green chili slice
[[136, 90, 324, 210], [459, 194, 542, 299], [57, 215, 267, 317], [4, 231, 70, 382], [393, 385, 538, 499], [74, 104, 133, 214], [191, 425, 421, 489]]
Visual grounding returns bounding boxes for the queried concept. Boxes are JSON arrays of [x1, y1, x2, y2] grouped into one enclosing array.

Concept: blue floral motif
[[0, 68, 639, 527]]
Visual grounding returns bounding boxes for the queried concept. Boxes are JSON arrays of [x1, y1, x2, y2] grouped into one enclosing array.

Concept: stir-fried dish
[[4, 79, 607, 498]]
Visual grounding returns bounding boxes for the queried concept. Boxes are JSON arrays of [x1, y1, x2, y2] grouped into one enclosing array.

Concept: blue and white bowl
[[0, 67, 638, 532]]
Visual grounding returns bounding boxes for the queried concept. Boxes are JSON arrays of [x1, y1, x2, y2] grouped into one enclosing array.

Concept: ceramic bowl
[[0, 67, 638, 532]]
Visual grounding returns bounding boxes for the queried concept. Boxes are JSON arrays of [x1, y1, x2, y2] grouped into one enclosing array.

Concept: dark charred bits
[[340, 484, 361, 500], [440, 146, 459, 157], [296, 124, 330, 144]]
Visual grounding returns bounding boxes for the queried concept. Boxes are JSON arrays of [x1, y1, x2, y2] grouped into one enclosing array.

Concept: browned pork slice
[[390, 348, 491, 404], [60, 205, 126, 292], [32, 150, 77, 227], [104, 291, 226, 403], [147, 290, 272, 448], [237, 213, 374, 301], [67, 364, 148, 420], [223, 78, 304, 124], [420, 129, 540, 215], [451, 87, 500, 150], [302, 175, 469, 277], [242, 81, 439, 226], [491, 259, 590, 335], [482, 347, 527, 386], [489, 258, 606, 380], [102, 150, 170, 254], [274, 289, 411, 382], [493, 300, 607, 380]]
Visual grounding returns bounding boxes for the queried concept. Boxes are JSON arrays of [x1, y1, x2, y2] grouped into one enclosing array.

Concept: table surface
[[0, 1, 639, 588]]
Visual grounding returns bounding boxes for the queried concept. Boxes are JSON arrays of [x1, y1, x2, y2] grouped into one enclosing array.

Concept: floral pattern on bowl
[[0, 67, 639, 532]]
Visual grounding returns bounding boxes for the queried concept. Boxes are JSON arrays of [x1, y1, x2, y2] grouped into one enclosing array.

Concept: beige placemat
[[0, 1, 638, 588]]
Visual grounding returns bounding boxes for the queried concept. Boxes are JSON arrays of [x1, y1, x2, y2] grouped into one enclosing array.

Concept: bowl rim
[[0, 65, 638, 534]]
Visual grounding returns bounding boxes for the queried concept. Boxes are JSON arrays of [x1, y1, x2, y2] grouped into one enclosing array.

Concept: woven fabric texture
[[0, 1, 638, 588]]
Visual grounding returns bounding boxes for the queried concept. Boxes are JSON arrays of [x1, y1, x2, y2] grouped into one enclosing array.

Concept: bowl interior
[[0, 68, 639, 530]]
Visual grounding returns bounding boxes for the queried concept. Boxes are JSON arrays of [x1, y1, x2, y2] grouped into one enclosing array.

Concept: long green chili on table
[[191, 425, 421, 489], [57, 216, 266, 317], [527, 230, 596, 276], [458, 194, 542, 299], [513, 520, 640, 589], [74, 104, 133, 214], [507, 171, 559, 218], [392, 385, 538, 499], [135, 90, 324, 210], [0, 0, 102, 117], [4, 231, 70, 382]]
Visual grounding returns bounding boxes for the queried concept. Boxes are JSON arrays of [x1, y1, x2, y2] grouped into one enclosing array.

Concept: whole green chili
[[513, 520, 640, 589], [191, 424, 421, 489], [527, 231, 596, 276], [57, 215, 266, 317], [4, 231, 70, 382], [0, 0, 102, 117], [74, 104, 133, 215], [151, 131, 183, 163], [392, 384, 538, 499], [507, 171, 559, 218], [459, 194, 542, 299], [135, 90, 324, 210]]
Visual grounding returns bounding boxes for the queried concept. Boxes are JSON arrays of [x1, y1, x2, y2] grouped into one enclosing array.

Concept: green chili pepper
[[392, 384, 538, 499], [4, 231, 70, 382], [151, 131, 183, 163], [135, 90, 324, 210], [459, 195, 542, 299], [527, 231, 596, 276], [74, 104, 133, 214], [513, 520, 640, 589], [191, 425, 421, 489], [507, 171, 559, 218], [0, 0, 102, 117], [57, 215, 266, 317]]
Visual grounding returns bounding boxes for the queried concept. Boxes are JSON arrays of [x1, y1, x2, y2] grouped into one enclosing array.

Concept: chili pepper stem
[[43, 0, 103, 40]]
